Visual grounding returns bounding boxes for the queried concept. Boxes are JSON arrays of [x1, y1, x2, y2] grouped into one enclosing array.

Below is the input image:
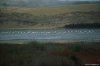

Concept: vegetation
[[64, 23, 100, 28], [0, 42, 100, 66], [0, 4, 100, 29]]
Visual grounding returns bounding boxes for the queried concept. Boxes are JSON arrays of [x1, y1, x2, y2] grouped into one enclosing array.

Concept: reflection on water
[[0, 29, 100, 42]]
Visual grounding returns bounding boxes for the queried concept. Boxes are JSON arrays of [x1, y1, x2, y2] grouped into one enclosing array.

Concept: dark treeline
[[64, 23, 100, 29]]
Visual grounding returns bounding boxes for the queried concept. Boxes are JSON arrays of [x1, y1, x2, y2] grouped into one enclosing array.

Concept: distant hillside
[[0, 0, 100, 7], [0, 4, 100, 29]]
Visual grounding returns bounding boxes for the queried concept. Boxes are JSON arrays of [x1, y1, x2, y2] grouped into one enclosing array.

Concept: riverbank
[[0, 39, 100, 44]]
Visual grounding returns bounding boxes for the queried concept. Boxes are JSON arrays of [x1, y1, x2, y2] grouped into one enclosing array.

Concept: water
[[0, 29, 100, 42]]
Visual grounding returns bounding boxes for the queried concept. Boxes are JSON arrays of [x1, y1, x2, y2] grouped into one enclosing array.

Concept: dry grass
[[1, 4, 100, 15], [0, 4, 100, 29]]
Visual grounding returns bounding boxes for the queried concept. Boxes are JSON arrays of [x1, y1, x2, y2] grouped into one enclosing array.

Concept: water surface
[[0, 29, 100, 43]]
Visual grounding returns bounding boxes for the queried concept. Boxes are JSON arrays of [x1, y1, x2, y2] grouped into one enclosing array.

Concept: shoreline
[[0, 39, 100, 44]]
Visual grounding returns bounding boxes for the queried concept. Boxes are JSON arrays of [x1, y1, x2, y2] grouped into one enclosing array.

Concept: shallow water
[[0, 29, 100, 42]]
